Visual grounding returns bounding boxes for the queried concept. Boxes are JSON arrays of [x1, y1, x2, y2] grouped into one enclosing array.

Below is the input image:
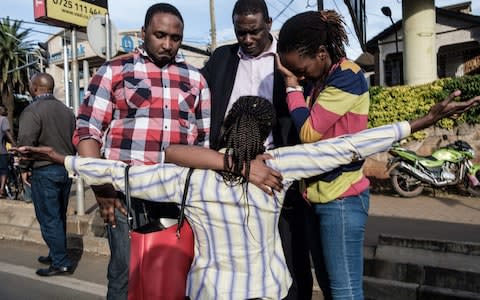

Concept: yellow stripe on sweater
[[303, 169, 364, 203]]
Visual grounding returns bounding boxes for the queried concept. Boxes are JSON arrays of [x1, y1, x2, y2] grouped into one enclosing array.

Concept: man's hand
[[91, 184, 127, 227], [410, 90, 480, 133], [246, 154, 283, 195]]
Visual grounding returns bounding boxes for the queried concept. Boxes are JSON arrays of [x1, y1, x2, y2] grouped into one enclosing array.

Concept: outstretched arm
[[12, 90, 480, 189], [12, 143, 284, 195], [409, 90, 480, 133], [164, 145, 283, 193], [272, 90, 480, 181]]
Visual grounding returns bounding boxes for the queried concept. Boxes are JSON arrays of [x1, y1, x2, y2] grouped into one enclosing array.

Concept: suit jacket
[[201, 43, 300, 150]]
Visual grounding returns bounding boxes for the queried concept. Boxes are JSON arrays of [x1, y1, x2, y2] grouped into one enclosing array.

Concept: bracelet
[[286, 86, 303, 93]]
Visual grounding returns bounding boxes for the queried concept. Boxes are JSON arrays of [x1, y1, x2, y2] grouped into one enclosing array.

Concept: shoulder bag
[[126, 166, 195, 300]]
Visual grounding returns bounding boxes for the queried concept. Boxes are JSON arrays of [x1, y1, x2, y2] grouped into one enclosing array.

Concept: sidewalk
[[0, 180, 109, 255], [369, 190, 480, 226]]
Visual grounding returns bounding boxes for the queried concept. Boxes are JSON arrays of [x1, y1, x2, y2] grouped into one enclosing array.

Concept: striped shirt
[[73, 47, 211, 165], [287, 58, 370, 202], [65, 122, 410, 299]]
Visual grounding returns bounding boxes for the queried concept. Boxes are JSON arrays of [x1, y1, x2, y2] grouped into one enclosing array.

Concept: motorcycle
[[386, 140, 480, 197]]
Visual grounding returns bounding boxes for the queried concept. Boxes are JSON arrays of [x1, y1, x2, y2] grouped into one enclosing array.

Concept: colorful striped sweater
[[286, 59, 370, 203]]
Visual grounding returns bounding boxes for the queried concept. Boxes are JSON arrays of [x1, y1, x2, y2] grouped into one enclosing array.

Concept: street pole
[[105, 13, 112, 60], [381, 6, 399, 53], [209, 0, 217, 51], [74, 59, 90, 217], [71, 27, 85, 216], [317, 0, 324, 11], [63, 31, 70, 108]]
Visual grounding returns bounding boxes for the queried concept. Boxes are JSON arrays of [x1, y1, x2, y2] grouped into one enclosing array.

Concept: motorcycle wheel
[[391, 170, 424, 197], [467, 171, 480, 197]]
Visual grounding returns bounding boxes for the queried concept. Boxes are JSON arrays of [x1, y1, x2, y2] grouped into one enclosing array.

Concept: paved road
[[0, 239, 108, 300], [367, 191, 480, 246]]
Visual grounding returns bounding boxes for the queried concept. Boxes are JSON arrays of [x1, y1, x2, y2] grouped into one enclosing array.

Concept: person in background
[[15, 91, 480, 299], [276, 10, 371, 299], [17, 73, 76, 276], [201, 1, 312, 297], [0, 105, 15, 198]]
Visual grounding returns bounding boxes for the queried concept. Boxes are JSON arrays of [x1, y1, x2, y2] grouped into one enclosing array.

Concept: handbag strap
[[125, 165, 194, 236], [177, 168, 194, 238], [125, 165, 133, 230]]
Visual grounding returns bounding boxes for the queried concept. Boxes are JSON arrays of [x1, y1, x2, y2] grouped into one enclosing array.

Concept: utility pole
[[209, 0, 217, 51], [317, 0, 324, 11]]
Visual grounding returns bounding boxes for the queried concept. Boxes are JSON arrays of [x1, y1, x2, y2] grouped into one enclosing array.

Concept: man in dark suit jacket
[[201, 1, 312, 299]]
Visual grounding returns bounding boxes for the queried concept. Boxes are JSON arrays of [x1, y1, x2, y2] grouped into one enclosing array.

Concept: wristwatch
[[286, 86, 303, 93]]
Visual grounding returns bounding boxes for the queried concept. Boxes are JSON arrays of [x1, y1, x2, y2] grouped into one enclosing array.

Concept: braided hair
[[219, 96, 276, 185], [277, 10, 348, 63]]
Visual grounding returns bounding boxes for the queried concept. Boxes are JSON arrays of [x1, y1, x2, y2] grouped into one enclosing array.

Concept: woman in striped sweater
[[277, 10, 371, 300]]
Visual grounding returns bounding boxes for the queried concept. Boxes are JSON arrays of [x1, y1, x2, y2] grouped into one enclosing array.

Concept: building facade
[[365, 2, 480, 86]]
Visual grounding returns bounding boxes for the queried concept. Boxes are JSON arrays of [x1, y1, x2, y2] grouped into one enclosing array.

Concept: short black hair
[[144, 3, 184, 29], [232, 0, 270, 22]]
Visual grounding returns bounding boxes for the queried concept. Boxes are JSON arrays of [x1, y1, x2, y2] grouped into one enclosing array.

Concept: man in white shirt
[[201, 1, 311, 297]]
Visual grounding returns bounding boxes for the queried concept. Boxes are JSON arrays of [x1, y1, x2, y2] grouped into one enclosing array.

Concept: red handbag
[[125, 167, 195, 300]]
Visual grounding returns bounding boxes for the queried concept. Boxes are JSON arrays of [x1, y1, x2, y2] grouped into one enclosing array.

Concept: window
[[384, 52, 403, 86]]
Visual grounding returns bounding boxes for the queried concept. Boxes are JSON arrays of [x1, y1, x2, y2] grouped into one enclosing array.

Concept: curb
[[0, 199, 109, 256]]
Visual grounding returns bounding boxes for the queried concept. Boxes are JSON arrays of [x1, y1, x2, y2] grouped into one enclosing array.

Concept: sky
[[2, 0, 480, 59]]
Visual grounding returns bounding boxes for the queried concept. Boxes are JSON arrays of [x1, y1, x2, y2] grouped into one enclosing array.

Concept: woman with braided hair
[[276, 10, 371, 300], [220, 96, 276, 185], [13, 93, 480, 299]]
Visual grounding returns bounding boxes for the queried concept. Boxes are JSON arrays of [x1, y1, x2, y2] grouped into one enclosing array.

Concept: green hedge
[[368, 75, 480, 139]]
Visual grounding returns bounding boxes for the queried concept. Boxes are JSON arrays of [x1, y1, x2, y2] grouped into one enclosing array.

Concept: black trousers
[[279, 184, 313, 300]]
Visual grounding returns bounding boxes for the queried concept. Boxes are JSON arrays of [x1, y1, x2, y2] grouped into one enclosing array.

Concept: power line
[[4, 18, 53, 27], [332, 0, 360, 46], [268, 1, 292, 24], [276, 0, 299, 14], [273, 0, 295, 21]]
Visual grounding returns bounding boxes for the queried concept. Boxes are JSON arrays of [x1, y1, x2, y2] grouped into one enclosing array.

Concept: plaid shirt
[[73, 48, 211, 165]]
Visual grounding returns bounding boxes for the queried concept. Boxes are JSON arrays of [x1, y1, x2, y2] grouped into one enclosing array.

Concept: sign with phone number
[[34, 0, 108, 28]]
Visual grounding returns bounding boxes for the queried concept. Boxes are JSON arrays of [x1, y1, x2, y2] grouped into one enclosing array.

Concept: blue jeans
[[106, 197, 180, 300], [31, 164, 72, 268], [306, 190, 370, 300]]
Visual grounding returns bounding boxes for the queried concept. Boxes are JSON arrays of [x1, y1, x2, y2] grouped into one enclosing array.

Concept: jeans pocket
[[359, 190, 370, 214]]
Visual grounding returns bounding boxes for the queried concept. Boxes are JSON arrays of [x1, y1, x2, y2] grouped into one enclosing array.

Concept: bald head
[[29, 73, 55, 97]]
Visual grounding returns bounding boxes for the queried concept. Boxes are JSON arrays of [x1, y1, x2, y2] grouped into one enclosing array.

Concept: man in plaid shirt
[[73, 4, 210, 299]]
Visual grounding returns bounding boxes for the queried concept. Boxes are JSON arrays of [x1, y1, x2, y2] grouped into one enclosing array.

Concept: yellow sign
[[46, 0, 108, 27]]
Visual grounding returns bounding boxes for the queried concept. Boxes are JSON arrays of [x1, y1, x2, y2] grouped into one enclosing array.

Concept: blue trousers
[[306, 190, 370, 300], [31, 164, 72, 268]]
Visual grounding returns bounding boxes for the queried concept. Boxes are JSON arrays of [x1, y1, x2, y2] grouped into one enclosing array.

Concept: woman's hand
[[10, 146, 66, 165], [275, 54, 301, 87]]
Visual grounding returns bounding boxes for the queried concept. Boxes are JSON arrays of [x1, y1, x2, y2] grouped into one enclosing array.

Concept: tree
[[0, 17, 31, 128]]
